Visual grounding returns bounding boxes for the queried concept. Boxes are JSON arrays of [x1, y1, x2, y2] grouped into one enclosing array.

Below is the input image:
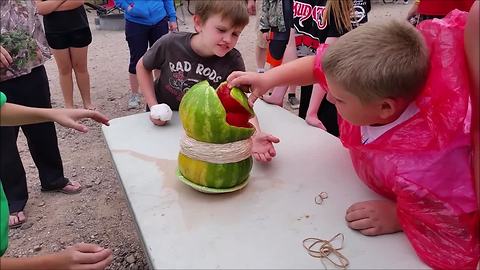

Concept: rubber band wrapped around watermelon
[[178, 81, 255, 190]]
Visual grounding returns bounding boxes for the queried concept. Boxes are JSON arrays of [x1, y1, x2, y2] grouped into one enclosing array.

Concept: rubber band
[[303, 233, 350, 269], [315, 192, 328, 205]]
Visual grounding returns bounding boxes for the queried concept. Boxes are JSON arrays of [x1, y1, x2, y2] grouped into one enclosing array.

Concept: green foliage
[[0, 30, 38, 70]]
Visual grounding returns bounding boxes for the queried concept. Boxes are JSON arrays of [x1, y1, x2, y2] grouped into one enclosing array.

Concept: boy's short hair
[[194, 0, 249, 28], [322, 20, 429, 103]]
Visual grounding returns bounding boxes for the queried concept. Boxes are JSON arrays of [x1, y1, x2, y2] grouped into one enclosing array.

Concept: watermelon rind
[[178, 152, 252, 189]]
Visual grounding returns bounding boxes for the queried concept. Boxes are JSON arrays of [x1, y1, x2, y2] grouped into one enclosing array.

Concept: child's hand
[[55, 243, 113, 270], [0, 46, 13, 68], [262, 32, 270, 42], [169, 21, 178, 32], [150, 115, 168, 126], [251, 132, 280, 162], [247, 0, 256, 15], [345, 200, 402, 236], [52, 108, 110, 132], [227, 71, 269, 106]]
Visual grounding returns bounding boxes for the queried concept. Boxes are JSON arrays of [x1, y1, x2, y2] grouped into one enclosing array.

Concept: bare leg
[[129, 73, 139, 94], [305, 84, 327, 129], [51, 49, 74, 108], [284, 29, 298, 96], [345, 200, 402, 236], [262, 29, 298, 106], [261, 85, 288, 106], [70, 46, 94, 110], [255, 46, 267, 72]]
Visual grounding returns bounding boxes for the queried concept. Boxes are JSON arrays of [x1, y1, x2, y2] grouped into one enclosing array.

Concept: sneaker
[[128, 93, 141, 109], [287, 96, 300, 109]]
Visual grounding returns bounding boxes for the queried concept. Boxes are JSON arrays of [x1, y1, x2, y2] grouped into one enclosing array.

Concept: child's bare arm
[[465, 1, 479, 209], [35, 0, 67, 15], [1, 243, 112, 270], [56, 0, 85, 11], [0, 103, 109, 132], [228, 56, 316, 105], [136, 57, 157, 108]]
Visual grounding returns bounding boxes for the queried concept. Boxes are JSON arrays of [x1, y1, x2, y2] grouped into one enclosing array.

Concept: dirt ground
[[5, 2, 410, 269]]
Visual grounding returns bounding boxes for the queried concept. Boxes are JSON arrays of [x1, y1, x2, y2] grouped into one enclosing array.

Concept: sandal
[[42, 180, 82, 194], [9, 211, 26, 229], [58, 180, 82, 194]]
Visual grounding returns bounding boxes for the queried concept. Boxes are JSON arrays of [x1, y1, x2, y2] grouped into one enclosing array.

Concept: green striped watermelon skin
[[179, 80, 255, 143], [178, 153, 252, 188]]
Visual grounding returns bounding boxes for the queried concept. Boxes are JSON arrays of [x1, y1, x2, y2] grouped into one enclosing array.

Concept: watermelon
[[179, 81, 255, 144], [178, 81, 255, 189]]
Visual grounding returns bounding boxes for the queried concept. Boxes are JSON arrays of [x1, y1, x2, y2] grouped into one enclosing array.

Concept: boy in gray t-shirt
[[137, 0, 279, 163], [141, 31, 245, 111]]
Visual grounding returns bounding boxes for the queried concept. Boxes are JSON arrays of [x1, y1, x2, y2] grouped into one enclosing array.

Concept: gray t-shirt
[[142, 32, 245, 110]]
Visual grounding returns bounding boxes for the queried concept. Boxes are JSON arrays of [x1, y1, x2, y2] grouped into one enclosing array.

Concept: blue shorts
[[125, 18, 169, 74]]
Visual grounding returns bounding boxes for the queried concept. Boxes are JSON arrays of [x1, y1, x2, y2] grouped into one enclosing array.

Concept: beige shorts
[[255, 0, 267, 49]]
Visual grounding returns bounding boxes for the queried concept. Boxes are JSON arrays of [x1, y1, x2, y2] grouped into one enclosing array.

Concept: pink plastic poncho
[[313, 11, 479, 270]]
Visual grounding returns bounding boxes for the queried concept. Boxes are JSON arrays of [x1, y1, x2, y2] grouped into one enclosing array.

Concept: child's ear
[[193, 15, 203, 32], [378, 98, 397, 120]]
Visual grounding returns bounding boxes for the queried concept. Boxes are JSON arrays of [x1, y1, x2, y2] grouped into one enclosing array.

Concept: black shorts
[[45, 27, 92, 50]]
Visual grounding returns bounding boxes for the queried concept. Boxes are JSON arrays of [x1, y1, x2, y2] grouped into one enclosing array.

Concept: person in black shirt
[[294, 0, 370, 137]]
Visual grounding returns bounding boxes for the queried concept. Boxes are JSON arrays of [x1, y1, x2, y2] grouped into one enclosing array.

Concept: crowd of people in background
[[0, 0, 478, 269]]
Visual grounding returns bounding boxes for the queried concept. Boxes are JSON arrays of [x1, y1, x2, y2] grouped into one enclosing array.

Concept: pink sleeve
[[313, 44, 329, 91]]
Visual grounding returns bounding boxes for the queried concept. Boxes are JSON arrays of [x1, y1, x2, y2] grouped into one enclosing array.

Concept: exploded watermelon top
[[179, 81, 255, 144]]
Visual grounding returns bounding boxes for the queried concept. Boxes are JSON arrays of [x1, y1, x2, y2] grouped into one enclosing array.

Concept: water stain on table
[[112, 149, 287, 230]]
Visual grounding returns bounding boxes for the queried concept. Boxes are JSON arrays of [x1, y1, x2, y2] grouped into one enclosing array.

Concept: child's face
[[325, 78, 391, 126], [193, 14, 244, 57]]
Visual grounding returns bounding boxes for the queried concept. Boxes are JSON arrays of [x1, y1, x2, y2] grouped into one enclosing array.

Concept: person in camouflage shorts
[[0, 0, 82, 229]]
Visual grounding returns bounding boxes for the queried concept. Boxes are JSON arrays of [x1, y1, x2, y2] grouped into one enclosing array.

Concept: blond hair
[[322, 20, 429, 103], [324, 0, 353, 34], [194, 0, 249, 28]]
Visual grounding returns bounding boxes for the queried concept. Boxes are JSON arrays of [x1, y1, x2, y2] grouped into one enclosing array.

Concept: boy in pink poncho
[[228, 13, 479, 269]]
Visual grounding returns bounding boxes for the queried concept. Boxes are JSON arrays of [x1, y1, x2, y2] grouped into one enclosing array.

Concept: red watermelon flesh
[[217, 84, 252, 128]]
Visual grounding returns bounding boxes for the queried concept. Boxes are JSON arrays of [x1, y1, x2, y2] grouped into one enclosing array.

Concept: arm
[[56, 0, 85, 11], [136, 57, 157, 109], [35, 0, 67, 15], [249, 115, 280, 162], [407, 0, 419, 20], [114, 0, 131, 11], [0, 103, 109, 132], [136, 57, 167, 126], [247, 0, 256, 15], [164, 0, 178, 31], [259, 0, 270, 32], [465, 1, 479, 209], [163, 0, 177, 22], [1, 243, 112, 270], [228, 55, 316, 105]]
